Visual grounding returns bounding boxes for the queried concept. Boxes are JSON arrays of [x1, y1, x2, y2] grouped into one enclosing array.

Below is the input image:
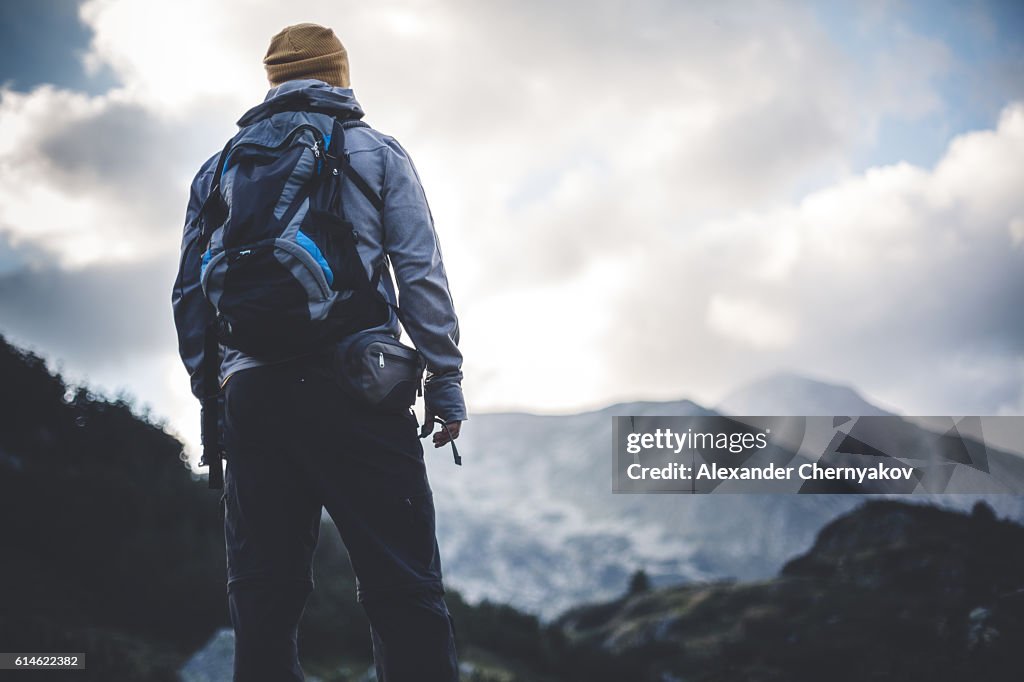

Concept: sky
[[0, 0, 1022, 462]]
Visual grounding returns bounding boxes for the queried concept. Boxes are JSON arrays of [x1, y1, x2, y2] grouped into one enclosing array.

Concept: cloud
[[0, 1, 962, 276], [0, 0, 1020, 459], [0, 0, 114, 94], [707, 295, 797, 350], [0, 255, 177, 368], [0, 85, 237, 267], [603, 102, 1024, 415]]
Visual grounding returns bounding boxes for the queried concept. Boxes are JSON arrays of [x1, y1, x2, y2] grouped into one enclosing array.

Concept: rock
[[178, 628, 324, 682], [966, 607, 1000, 653], [178, 629, 234, 682]]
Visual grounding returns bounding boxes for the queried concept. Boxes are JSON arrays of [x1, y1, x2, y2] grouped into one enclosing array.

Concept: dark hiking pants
[[222, 361, 459, 681]]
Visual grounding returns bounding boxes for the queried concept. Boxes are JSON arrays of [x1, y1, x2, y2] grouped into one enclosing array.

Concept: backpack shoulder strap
[[195, 136, 234, 252], [331, 119, 385, 213], [326, 120, 414, 333]]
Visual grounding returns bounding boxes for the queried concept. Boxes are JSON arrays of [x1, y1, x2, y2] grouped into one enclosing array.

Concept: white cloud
[[1010, 217, 1024, 247], [606, 101, 1024, 415], [707, 295, 797, 350], [0, 84, 231, 268], [80, 0, 274, 115]]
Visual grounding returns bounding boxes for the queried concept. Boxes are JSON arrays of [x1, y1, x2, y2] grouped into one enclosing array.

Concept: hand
[[420, 411, 461, 447], [433, 420, 461, 448]]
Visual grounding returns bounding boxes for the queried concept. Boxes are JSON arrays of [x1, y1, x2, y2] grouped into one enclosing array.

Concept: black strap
[[329, 119, 384, 212], [421, 411, 462, 464], [344, 165, 384, 212], [193, 138, 233, 490], [200, 320, 224, 489], [326, 121, 409, 321], [195, 138, 233, 252], [326, 119, 350, 215]]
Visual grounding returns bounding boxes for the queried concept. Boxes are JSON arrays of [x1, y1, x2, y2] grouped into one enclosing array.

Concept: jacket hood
[[236, 79, 365, 127]]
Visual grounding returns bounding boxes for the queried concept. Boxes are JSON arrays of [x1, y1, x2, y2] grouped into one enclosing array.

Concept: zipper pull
[[378, 352, 385, 369], [311, 140, 321, 159]]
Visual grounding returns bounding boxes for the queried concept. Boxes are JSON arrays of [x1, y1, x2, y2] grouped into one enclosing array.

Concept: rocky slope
[[556, 500, 1024, 681]]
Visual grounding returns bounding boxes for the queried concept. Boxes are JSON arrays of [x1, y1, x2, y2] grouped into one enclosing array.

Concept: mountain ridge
[[553, 499, 1024, 681], [427, 374, 1024, 617], [717, 370, 898, 417]]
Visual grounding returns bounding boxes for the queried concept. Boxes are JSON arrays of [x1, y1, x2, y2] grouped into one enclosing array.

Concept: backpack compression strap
[[196, 138, 233, 490], [199, 321, 224, 489]]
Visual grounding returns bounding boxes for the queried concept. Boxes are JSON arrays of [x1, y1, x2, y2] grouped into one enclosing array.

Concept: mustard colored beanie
[[263, 23, 350, 88]]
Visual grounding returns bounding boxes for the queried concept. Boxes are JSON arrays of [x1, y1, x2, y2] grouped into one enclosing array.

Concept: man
[[172, 23, 465, 682]]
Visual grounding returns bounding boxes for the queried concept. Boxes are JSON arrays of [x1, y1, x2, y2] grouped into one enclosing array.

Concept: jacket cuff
[[424, 376, 467, 423]]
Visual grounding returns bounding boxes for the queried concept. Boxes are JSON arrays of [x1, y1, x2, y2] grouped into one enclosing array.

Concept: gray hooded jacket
[[172, 79, 466, 422]]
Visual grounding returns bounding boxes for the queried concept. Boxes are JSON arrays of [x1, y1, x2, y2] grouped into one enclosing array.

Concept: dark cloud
[[38, 102, 170, 190], [33, 100, 228, 232], [0, 256, 178, 369], [0, 0, 116, 94]]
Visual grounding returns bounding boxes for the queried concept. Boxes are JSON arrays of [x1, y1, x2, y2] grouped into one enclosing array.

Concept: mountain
[[426, 377, 1024, 618], [716, 371, 896, 417], [556, 500, 1024, 681], [425, 400, 864, 617]]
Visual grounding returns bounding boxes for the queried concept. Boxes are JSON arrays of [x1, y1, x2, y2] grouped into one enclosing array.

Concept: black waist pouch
[[332, 331, 425, 412]]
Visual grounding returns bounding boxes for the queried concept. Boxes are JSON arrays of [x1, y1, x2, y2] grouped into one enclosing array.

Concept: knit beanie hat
[[263, 23, 350, 88]]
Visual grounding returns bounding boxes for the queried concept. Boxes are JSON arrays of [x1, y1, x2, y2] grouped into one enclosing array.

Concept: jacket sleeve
[[381, 141, 467, 422], [172, 156, 219, 403]]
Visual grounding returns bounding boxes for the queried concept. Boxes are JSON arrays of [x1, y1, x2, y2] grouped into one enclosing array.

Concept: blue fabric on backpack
[[296, 229, 334, 286]]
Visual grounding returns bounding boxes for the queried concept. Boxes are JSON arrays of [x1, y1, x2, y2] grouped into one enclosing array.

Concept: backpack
[[193, 114, 389, 488]]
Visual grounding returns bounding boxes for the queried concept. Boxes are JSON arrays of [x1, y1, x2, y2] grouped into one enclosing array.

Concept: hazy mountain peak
[[600, 398, 714, 417], [716, 372, 895, 417]]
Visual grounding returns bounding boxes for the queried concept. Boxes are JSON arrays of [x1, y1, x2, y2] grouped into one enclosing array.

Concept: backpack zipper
[[375, 350, 420, 371], [227, 124, 326, 168]]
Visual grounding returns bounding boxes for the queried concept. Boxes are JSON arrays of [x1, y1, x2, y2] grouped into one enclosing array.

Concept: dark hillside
[[0, 337, 227, 679], [557, 500, 1024, 681]]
